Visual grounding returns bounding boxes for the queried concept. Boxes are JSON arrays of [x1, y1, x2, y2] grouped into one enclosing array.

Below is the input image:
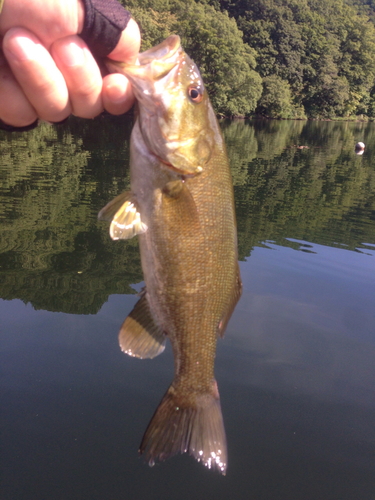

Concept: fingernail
[[5, 35, 39, 62], [56, 42, 85, 67]]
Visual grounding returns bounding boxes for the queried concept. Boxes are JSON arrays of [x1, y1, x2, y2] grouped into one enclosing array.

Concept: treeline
[[120, 0, 375, 119]]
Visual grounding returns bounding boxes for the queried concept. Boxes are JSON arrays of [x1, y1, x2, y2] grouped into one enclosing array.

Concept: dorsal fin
[[217, 262, 242, 338]]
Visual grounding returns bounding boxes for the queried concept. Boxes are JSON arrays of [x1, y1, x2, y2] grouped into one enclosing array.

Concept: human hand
[[0, 0, 140, 128]]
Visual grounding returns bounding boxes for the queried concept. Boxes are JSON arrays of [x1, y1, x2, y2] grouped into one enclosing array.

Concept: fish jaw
[[106, 36, 215, 176], [105, 35, 182, 108]]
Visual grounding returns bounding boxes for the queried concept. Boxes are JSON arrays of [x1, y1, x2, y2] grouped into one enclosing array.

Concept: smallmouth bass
[[99, 35, 242, 474]]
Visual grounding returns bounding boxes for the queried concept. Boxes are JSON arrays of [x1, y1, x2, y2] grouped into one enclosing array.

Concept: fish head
[[106, 36, 215, 177]]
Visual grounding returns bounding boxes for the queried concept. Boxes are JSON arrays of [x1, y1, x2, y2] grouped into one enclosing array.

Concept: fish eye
[[188, 86, 203, 103]]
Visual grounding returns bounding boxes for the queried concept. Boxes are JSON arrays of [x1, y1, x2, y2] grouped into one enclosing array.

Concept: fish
[[99, 35, 242, 474]]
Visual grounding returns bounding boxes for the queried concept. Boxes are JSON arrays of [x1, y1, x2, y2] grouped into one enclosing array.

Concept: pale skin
[[0, 0, 141, 127]]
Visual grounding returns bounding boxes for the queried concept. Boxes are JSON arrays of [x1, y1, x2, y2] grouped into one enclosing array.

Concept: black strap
[[80, 0, 131, 59]]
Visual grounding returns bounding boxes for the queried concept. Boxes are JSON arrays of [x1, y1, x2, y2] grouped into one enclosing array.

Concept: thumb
[[107, 18, 140, 64]]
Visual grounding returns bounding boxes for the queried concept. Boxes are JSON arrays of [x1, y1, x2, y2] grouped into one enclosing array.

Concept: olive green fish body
[[99, 36, 242, 473], [140, 137, 238, 378]]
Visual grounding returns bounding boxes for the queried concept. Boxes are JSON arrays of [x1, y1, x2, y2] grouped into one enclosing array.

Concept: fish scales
[[99, 35, 242, 474]]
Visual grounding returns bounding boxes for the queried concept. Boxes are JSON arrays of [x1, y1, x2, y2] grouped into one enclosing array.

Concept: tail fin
[[139, 382, 227, 474]]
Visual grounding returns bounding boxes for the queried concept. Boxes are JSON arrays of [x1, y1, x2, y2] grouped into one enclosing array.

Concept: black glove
[[80, 0, 131, 60]]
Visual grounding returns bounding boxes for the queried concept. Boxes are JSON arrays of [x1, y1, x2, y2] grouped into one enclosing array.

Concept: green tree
[[214, 0, 375, 117], [122, 0, 262, 116], [257, 75, 294, 119], [124, 0, 177, 50], [174, 1, 262, 116]]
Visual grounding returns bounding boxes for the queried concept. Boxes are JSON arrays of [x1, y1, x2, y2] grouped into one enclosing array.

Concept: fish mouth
[[105, 35, 181, 82], [106, 36, 205, 178], [152, 152, 203, 177], [138, 35, 180, 66]]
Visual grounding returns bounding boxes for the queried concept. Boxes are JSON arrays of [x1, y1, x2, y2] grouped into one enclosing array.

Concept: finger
[[102, 73, 135, 115], [3, 28, 71, 122], [0, 0, 84, 48], [103, 18, 140, 114], [108, 18, 141, 64], [0, 50, 37, 127], [51, 35, 103, 119]]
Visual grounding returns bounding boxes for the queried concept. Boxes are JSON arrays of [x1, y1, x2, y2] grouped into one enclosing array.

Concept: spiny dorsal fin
[[98, 191, 147, 240], [119, 291, 166, 359]]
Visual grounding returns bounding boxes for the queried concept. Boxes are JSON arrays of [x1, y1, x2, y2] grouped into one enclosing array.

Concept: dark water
[[1, 117, 374, 500]]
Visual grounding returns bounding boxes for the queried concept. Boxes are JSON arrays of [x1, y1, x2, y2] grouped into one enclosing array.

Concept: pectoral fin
[[119, 291, 166, 359], [98, 191, 132, 222], [98, 191, 147, 240]]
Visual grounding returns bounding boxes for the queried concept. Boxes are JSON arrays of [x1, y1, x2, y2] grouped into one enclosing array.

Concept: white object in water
[[355, 142, 365, 155]]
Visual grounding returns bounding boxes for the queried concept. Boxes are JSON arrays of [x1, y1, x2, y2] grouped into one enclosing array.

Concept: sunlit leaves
[[121, 0, 375, 118], [122, 0, 262, 116]]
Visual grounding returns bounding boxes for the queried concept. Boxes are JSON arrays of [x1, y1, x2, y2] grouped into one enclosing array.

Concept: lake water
[[1, 117, 375, 500]]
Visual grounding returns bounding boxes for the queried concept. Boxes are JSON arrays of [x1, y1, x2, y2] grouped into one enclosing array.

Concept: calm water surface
[[1, 118, 375, 499]]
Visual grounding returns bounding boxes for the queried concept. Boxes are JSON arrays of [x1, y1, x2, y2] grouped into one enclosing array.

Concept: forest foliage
[[120, 0, 375, 118]]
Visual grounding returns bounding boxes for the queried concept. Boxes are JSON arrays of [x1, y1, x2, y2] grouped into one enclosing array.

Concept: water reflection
[[1, 118, 375, 313], [222, 120, 375, 259], [232, 240, 375, 403], [0, 117, 141, 314], [1, 117, 375, 498]]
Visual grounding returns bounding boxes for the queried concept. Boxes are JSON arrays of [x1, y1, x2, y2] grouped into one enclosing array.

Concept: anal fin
[[119, 291, 166, 359]]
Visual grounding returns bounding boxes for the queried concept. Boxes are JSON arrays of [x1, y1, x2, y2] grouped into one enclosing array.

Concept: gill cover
[[106, 36, 215, 176]]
